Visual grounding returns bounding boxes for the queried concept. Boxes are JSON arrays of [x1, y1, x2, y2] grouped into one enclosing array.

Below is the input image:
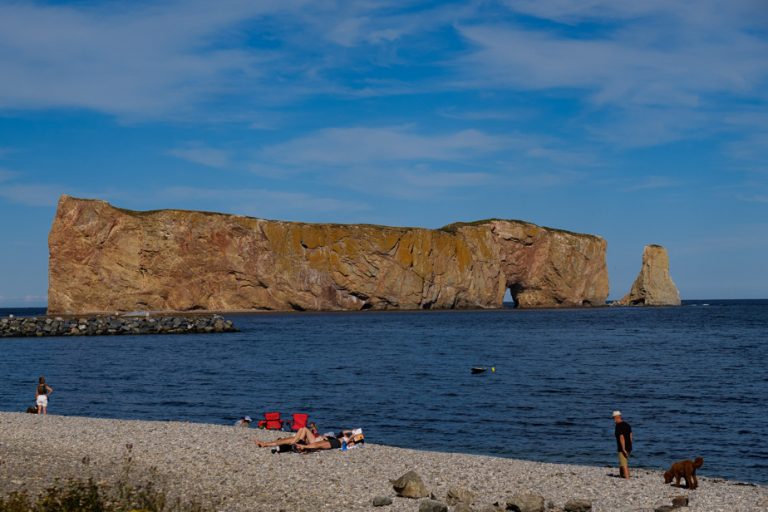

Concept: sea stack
[[617, 245, 681, 306], [47, 195, 609, 314]]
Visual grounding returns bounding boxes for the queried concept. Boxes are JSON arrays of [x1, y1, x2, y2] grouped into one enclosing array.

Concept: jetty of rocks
[[0, 314, 237, 338]]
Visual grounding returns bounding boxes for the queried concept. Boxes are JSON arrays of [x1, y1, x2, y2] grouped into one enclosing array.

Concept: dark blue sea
[[2, 300, 767, 484]]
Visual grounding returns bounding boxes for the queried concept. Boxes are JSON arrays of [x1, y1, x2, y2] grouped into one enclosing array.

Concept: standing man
[[613, 410, 632, 479]]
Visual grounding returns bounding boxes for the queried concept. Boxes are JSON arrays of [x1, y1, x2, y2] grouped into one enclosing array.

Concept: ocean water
[[1, 300, 766, 484]]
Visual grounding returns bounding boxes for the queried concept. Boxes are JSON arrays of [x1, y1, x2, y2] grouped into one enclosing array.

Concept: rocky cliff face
[[48, 196, 609, 314], [617, 245, 681, 306]]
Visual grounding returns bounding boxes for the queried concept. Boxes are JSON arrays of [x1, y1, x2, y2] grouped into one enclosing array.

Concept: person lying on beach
[[255, 427, 363, 452]]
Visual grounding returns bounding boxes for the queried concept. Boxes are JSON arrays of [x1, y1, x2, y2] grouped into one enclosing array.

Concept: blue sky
[[1, 0, 767, 306]]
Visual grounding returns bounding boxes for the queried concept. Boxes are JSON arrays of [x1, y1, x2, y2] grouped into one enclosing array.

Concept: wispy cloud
[[332, 166, 496, 200], [168, 145, 232, 169], [261, 126, 506, 166], [0, 294, 47, 306], [0, 1, 469, 120], [739, 194, 768, 203], [0, 168, 17, 182], [246, 123, 599, 199], [450, 1, 768, 148], [0, 184, 68, 207], [437, 107, 521, 121], [456, 20, 768, 108], [623, 175, 679, 192], [162, 185, 370, 218], [0, 0, 312, 118]]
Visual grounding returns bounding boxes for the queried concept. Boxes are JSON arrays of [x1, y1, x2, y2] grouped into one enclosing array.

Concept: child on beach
[[35, 376, 53, 415]]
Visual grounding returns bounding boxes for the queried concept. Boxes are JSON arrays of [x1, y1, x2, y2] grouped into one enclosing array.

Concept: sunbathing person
[[255, 427, 363, 452], [255, 427, 321, 448]]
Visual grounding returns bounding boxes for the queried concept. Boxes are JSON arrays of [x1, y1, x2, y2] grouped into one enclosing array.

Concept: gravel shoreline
[[1, 413, 765, 511]]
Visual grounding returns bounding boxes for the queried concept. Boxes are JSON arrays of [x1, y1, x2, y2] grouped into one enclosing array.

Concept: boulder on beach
[[564, 498, 592, 512], [391, 470, 429, 499], [372, 495, 393, 507], [446, 486, 475, 506], [506, 493, 545, 512], [418, 498, 448, 512]]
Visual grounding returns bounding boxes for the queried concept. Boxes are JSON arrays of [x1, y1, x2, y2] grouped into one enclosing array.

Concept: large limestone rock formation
[[47, 195, 609, 314], [617, 245, 681, 306]]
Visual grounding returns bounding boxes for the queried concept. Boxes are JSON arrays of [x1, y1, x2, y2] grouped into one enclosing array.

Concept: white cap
[[612, 410, 622, 417], [243, 416, 252, 422]]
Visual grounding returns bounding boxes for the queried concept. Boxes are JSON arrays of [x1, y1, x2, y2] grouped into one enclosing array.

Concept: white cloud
[[0, 168, 17, 182], [740, 194, 768, 203], [586, 106, 713, 148], [250, 124, 597, 199], [333, 166, 495, 200], [162, 186, 370, 217], [261, 126, 506, 166], [456, 21, 768, 109], [623, 176, 679, 191], [168, 146, 232, 169], [0, 184, 67, 207], [0, 0, 315, 118], [0, 294, 47, 306], [437, 107, 520, 121], [501, 0, 768, 29], [0, 1, 470, 119]]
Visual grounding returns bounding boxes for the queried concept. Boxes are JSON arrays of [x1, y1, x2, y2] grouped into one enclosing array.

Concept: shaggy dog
[[664, 457, 704, 489], [25, 405, 39, 414]]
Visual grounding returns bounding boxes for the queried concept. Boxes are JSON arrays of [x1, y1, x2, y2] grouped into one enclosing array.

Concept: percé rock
[[617, 245, 681, 306], [47, 195, 609, 315]]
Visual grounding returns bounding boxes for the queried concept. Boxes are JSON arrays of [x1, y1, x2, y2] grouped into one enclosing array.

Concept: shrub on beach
[[0, 477, 211, 512]]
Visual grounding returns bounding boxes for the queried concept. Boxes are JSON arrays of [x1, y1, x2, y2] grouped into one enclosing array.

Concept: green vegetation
[[0, 477, 211, 512], [0, 445, 212, 512]]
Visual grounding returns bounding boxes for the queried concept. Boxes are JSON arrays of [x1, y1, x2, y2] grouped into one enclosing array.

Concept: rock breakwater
[[0, 314, 237, 338]]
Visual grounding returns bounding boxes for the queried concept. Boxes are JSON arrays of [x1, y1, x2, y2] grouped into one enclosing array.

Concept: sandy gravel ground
[[1, 413, 765, 511]]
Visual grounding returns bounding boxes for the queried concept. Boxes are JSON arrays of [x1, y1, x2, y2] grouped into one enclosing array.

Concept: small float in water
[[471, 367, 495, 374]]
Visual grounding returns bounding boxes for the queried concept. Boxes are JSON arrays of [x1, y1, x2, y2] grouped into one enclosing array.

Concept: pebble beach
[[1, 413, 766, 511]]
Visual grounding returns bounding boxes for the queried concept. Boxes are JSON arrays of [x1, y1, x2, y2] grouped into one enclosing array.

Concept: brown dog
[[664, 457, 704, 489]]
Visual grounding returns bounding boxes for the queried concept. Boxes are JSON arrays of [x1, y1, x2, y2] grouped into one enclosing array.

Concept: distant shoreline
[[1, 413, 766, 511]]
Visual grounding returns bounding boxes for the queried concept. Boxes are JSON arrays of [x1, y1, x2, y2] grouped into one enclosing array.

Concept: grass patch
[[0, 445, 212, 512], [0, 478, 211, 512]]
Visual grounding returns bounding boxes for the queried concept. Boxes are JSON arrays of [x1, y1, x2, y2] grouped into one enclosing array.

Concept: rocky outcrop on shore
[[1, 414, 765, 511], [616, 245, 681, 306], [0, 314, 236, 338], [48, 196, 609, 314]]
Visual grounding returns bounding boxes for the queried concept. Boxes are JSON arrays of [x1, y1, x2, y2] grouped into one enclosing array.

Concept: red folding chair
[[257, 411, 285, 430], [290, 413, 309, 431]]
